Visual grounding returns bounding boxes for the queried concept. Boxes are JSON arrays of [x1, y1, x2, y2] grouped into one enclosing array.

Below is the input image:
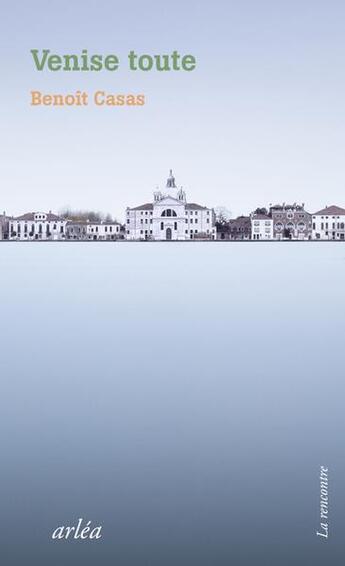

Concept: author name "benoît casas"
[[31, 90, 145, 107]]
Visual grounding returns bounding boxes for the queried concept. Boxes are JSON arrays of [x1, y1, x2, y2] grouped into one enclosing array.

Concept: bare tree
[[59, 208, 116, 223], [214, 206, 232, 226]]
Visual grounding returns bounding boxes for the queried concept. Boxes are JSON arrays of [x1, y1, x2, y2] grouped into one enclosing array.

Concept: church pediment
[[154, 196, 184, 206]]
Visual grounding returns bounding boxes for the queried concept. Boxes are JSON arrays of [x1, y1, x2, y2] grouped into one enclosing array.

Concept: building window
[[161, 209, 177, 217], [174, 222, 177, 230], [160, 222, 164, 230]]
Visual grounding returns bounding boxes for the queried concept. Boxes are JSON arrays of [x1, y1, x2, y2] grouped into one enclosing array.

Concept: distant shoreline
[[0, 240, 344, 244]]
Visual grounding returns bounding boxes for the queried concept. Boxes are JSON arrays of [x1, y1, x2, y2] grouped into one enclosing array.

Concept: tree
[[214, 206, 232, 226], [254, 207, 268, 215], [59, 208, 116, 223]]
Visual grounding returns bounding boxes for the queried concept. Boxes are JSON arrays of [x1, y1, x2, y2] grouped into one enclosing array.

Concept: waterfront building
[[8, 212, 68, 241], [217, 216, 251, 240], [86, 221, 121, 240], [66, 221, 88, 240], [66, 220, 121, 240], [229, 216, 251, 240], [270, 203, 312, 240], [125, 170, 216, 240], [251, 212, 273, 240], [312, 205, 345, 240]]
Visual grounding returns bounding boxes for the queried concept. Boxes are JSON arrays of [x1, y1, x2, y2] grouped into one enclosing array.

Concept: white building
[[312, 205, 345, 240], [86, 221, 121, 240], [126, 170, 216, 240], [9, 212, 67, 241], [251, 213, 273, 240]]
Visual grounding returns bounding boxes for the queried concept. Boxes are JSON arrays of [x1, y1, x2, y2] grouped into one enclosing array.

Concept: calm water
[[0, 242, 344, 566]]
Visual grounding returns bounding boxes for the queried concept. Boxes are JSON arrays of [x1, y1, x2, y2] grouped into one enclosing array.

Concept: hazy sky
[[1, 0, 345, 220]]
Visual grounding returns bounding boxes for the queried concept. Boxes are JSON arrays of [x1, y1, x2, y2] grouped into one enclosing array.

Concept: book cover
[[1, 1, 343, 565]]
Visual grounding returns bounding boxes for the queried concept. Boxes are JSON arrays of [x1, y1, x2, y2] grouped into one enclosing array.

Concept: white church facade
[[125, 171, 216, 240]]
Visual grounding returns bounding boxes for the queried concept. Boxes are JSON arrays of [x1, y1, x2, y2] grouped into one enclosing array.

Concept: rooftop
[[13, 212, 63, 221], [313, 205, 345, 215]]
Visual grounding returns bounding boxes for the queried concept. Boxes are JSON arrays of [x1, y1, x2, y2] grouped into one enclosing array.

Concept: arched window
[[161, 209, 177, 217]]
